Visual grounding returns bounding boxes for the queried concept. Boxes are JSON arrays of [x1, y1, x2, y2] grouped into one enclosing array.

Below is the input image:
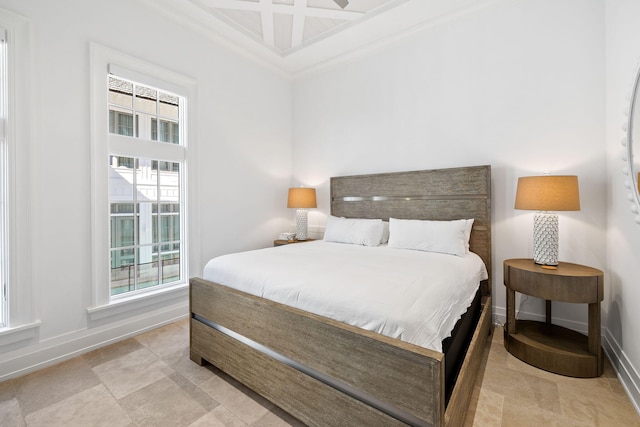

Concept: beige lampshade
[[287, 187, 317, 209], [514, 175, 580, 211]]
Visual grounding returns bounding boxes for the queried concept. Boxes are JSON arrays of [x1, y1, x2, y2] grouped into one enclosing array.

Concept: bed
[[190, 165, 492, 427]]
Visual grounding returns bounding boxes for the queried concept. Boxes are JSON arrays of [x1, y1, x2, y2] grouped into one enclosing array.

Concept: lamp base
[[295, 209, 309, 240], [533, 212, 559, 265]]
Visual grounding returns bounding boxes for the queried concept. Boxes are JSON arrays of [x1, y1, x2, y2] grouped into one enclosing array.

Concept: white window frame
[[0, 9, 39, 347], [88, 43, 199, 320], [0, 25, 7, 329]]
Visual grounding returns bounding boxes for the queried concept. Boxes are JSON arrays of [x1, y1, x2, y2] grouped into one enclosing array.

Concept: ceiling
[[142, 0, 494, 76], [185, 0, 404, 56]]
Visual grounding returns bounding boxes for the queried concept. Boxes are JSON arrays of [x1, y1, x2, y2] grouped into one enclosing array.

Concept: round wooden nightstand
[[503, 258, 604, 377]]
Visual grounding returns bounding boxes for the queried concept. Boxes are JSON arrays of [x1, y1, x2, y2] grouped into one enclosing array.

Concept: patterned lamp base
[[295, 209, 309, 240], [533, 212, 559, 265]]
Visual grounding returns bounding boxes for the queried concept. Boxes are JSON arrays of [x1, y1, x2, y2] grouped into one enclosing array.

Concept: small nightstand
[[273, 239, 315, 247], [503, 258, 604, 377]]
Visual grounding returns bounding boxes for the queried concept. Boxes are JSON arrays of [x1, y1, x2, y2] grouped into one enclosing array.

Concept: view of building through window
[[108, 76, 184, 296]]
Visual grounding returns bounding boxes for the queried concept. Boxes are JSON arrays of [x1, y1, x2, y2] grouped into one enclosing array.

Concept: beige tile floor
[[0, 319, 638, 426], [466, 326, 640, 427]]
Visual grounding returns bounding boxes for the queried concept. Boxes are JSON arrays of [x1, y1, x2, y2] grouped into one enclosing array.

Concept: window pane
[[138, 202, 156, 246], [110, 248, 135, 295], [109, 110, 134, 136], [151, 118, 158, 141], [160, 120, 169, 143], [109, 155, 182, 296], [161, 247, 180, 284], [108, 76, 133, 109], [136, 158, 157, 201], [107, 74, 185, 297], [159, 92, 179, 120], [119, 113, 133, 136], [110, 213, 135, 248], [159, 203, 180, 242], [109, 75, 181, 145], [158, 161, 179, 202], [135, 85, 157, 115], [150, 119, 179, 144], [137, 245, 158, 289], [109, 157, 135, 254], [171, 123, 179, 144], [109, 158, 135, 200]]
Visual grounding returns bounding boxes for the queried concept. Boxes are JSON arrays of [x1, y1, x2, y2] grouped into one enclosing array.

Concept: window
[[107, 75, 185, 298], [89, 43, 198, 316]]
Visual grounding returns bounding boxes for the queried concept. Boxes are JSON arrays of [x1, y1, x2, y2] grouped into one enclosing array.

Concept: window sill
[[0, 321, 41, 349], [86, 283, 188, 322]]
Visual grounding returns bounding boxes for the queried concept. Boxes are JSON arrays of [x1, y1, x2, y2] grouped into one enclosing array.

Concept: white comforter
[[203, 241, 488, 352]]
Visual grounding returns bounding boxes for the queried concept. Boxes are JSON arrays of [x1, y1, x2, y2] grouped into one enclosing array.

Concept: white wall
[[293, 0, 606, 323], [605, 0, 640, 409], [1, 0, 638, 413], [294, 0, 640, 411], [0, 0, 292, 378]]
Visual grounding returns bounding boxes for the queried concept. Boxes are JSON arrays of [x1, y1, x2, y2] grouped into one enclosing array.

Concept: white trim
[[603, 329, 640, 415], [0, 27, 7, 328], [199, 0, 363, 20], [0, 320, 40, 349], [108, 63, 190, 98], [86, 283, 187, 321], [0, 303, 187, 381], [90, 42, 200, 312], [0, 8, 36, 334], [109, 134, 186, 161]]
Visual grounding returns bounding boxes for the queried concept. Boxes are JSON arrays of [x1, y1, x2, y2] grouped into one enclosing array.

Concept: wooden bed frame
[[190, 165, 492, 427]]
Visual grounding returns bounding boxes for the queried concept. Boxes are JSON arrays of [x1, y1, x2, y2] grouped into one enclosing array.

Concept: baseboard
[[0, 301, 188, 382], [603, 329, 640, 415], [493, 306, 506, 326]]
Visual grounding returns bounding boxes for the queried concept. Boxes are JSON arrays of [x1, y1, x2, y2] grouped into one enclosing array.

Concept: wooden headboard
[[330, 165, 492, 295]]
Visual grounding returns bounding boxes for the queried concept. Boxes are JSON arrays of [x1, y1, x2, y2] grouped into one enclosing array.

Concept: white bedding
[[203, 241, 488, 352]]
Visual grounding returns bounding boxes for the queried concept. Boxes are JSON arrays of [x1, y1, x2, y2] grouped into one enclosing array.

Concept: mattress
[[203, 240, 488, 352]]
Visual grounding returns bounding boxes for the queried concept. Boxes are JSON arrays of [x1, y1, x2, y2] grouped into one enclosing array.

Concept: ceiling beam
[[199, 0, 364, 20], [259, 0, 274, 47], [290, 0, 307, 48]]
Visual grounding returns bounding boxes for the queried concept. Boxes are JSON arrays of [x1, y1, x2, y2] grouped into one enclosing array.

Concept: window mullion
[[157, 164, 161, 286], [133, 157, 139, 293], [109, 135, 185, 161]]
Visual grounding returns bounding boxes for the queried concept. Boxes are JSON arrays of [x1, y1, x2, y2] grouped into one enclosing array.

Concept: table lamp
[[514, 175, 580, 265], [287, 187, 317, 240]]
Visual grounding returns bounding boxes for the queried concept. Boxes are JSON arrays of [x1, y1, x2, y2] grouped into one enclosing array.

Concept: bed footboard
[[190, 277, 446, 427], [444, 295, 492, 427]]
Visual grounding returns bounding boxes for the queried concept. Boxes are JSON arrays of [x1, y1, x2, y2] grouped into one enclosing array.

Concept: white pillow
[[464, 218, 474, 252], [323, 216, 384, 247], [387, 218, 471, 256], [381, 221, 390, 244]]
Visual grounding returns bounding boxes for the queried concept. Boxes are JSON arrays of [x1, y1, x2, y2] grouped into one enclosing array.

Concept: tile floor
[[0, 319, 638, 426]]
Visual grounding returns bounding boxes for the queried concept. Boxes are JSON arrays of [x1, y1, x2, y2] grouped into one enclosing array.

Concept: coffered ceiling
[[141, 0, 494, 76], [185, 0, 403, 55]]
